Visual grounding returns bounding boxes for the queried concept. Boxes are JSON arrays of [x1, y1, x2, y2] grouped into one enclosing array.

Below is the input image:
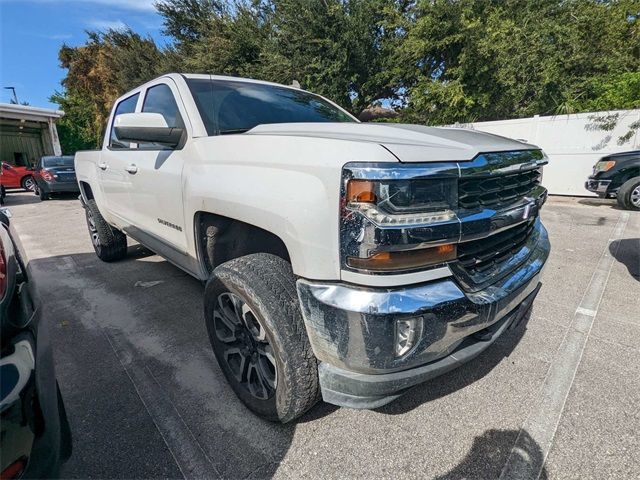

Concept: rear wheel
[[84, 199, 127, 261], [204, 253, 319, 423], [616, 177, 640, 211], [21, 175, 35, 192], [38, 187, 49, 201]]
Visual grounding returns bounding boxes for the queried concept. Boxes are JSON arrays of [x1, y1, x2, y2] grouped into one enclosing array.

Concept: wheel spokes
[[87, 212, 100, 247], [247, 360, 270, 399], [213, 310, 239, 344], [223, 347, 249, 383], [256, 344, 277, 389], [242, 304, 267, 342], [213, 292, 278, 400]]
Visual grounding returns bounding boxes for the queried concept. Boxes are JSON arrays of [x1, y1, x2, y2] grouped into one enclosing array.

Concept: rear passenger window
[[142, 84, 184, 129], [109, 93, 139, 149]]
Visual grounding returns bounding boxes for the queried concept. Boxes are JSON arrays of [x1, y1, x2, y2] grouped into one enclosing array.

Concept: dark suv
[[586, 150, 640, 210]]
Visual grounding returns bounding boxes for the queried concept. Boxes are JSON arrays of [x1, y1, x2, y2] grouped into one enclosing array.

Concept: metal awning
[[0, 103, 64, 122]]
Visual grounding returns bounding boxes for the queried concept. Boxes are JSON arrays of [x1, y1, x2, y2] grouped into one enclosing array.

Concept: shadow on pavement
[[609, 238, 640, 281], [2, 190, 42, 205], [2, 191, 79, 206], [434, 429, 548, 480], [577, 198, 623, 210]]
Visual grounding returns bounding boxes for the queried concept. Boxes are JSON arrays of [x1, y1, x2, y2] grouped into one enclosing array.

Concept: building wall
[[0, 129, 46, 166], [454, 109, 640, 196]]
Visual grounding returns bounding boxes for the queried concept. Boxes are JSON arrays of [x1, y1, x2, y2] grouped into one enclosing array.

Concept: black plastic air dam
[[318, 285, 541, 409]]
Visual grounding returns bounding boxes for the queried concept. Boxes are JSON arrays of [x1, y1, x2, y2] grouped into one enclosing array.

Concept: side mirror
[[114, 113, 184, 148]]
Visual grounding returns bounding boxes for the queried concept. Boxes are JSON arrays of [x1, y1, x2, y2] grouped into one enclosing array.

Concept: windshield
[[43, 156, 74, 168], [186, 79, 355, 135]]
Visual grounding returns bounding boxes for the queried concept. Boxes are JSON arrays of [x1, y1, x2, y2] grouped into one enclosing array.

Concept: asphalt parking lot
[[4, 191, 639, 479]]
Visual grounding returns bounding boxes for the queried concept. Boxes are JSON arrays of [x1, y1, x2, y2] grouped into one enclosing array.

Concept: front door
[[121, 81, 189, 253]]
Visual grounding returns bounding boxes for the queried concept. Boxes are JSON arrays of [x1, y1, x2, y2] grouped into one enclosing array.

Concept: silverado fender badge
[[157, 218, 183, 232]]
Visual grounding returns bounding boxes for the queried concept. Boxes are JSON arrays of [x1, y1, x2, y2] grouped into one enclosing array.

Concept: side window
[[143, 84, 184, 128], [109, 93, 139, 149]]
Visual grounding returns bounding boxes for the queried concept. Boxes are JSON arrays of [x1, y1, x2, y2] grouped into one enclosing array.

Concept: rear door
[[98, 93, 140, 227], [121, 81, 189, 252]]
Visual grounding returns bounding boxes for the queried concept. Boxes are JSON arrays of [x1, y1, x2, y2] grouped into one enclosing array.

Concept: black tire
[[38, 187, 49, 201], [21, 175, 35, 192], [616, 177, 640, 211], [204, 253, 319, 423], [84, 199, 127, 261]]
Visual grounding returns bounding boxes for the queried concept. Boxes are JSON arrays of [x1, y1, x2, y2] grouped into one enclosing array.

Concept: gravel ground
[[3, 191, 639, 479]]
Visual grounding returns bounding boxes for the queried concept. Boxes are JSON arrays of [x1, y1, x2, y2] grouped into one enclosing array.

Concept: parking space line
[[499, 212, 630, 480], [103, 330, 221, 479]]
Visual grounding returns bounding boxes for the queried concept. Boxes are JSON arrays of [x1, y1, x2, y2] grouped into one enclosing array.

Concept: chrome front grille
[[458, 168, 542, 209]]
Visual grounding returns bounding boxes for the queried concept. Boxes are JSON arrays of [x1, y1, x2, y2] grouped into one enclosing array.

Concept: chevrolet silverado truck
[[75, 74, 550, 422]]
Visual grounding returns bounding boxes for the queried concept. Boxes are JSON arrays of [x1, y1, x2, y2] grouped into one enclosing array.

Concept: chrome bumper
[[296, 220, 550, 408], [585, 178, 613, 195]]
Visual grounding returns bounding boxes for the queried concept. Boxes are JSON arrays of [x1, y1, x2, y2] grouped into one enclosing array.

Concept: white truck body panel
[[249, 123, 536, 162], [75, 73, 533, 284]]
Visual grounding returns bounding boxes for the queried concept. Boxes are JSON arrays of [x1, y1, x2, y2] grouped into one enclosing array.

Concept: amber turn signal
[[346, 180, 377, 203], [347, 243, 457, 271]]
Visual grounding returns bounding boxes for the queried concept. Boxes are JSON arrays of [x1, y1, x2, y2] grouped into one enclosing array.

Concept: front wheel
[[21, 175, 35, 192], [204, 253, 319, 423], [616, 177, 640, 211], [84, 199, 127, 261]]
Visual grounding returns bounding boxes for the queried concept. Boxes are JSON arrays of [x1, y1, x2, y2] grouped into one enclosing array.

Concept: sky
[[0, 0, 169, 109]]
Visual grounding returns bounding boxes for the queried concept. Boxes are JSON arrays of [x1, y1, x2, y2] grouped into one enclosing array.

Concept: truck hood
[[247, 123, 537, 162]]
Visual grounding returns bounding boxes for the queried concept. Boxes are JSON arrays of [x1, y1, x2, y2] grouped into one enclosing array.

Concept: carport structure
[[0, 103, 64, 167]]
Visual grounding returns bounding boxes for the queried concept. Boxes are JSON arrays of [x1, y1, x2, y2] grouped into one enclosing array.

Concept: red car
[[0, 162, 36, 191]]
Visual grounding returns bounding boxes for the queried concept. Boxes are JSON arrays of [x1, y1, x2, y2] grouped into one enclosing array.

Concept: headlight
[[345, 177, 457, 227], [594, 160, 615, 173], [341, 166, 460, 273]]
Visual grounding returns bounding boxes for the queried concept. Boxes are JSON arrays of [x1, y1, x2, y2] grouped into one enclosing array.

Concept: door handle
[[98, 162, 108, 171], [125, 164, 138, 174]]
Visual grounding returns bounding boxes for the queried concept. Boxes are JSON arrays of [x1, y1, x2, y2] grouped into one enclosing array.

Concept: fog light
[[395, 317, 423, 357]]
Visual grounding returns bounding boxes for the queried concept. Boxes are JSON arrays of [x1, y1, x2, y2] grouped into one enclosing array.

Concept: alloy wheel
[[631, 185, 640, 208], [213, 292, 277, 400], [87, 210, 100, 248], [23, 177, 35, 191]]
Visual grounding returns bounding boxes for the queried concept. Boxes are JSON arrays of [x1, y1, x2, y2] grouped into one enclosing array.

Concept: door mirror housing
[[113, 113, 184, 148]]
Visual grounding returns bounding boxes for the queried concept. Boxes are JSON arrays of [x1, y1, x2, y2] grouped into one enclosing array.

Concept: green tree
[[51, 29, 166, 150], [396, 0, 640, 125], [54, 0, 640, 139], [156, 0, 406, 115], [50, 90, 96, 154]]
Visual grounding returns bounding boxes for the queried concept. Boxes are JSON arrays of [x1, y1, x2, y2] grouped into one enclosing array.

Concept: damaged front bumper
[[296, 220, 550, 409], [585, 178, 615, 197]]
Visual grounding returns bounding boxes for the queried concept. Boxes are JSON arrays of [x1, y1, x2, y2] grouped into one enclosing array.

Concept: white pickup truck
[[75, 74, 550, 422]]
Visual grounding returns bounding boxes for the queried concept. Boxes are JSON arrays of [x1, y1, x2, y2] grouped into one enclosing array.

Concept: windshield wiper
[[219, 128, 251, 135]]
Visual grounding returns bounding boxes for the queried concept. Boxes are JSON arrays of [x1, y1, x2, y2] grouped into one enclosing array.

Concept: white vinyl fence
[[452, 109, 640, 196]]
